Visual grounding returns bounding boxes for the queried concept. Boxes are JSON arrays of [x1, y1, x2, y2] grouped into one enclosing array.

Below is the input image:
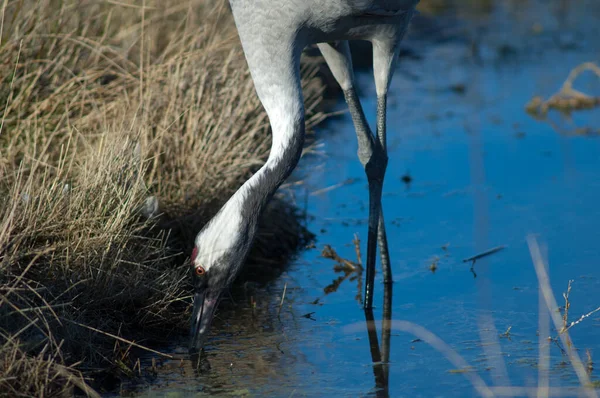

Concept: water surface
[[130, 1, 600, 396]]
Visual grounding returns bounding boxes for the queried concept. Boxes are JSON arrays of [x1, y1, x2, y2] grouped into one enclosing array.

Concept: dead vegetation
[[0, 0, 325, 395], [320, 237, 364, 303], [526, 62, 600, 116]]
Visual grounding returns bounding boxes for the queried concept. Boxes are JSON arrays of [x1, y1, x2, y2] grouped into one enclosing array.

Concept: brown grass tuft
[[0, 0, 325, 395]]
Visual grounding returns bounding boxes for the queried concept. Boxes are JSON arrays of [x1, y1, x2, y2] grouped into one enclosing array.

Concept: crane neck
[[195, 46, 306, 281], [192, 112, 305, 282], [233, 115, 305, 235]]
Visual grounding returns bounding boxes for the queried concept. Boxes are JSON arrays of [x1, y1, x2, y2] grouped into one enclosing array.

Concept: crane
[[190, 0, 418, 351]]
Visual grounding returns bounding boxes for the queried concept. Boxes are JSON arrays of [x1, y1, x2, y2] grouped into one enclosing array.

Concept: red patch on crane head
[[191, 247, 198, 263]]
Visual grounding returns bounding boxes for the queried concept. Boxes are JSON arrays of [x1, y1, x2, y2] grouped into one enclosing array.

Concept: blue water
[[131, 1, 600, 396]]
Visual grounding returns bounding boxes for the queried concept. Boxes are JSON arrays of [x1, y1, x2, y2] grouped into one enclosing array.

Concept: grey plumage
[[189, 0, 418, 351]]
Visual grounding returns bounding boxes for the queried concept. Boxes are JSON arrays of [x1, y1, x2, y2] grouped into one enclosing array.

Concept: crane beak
[[189, 290, 219, 353]]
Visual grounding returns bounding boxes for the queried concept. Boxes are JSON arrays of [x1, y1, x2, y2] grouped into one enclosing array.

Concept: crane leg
[[317, 42, 373, 163], [372, 32, 404, 286], [317, 41, 387, 309]]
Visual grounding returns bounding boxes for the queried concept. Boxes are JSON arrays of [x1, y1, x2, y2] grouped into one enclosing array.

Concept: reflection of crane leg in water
[[364, 282, 393, 396]]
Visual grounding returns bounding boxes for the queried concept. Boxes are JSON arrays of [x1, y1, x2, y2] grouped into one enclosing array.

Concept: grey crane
[[190, 0, 418, 351]]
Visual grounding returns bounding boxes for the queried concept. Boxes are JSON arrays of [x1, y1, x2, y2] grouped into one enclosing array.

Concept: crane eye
[[195, 266, 206, 276]]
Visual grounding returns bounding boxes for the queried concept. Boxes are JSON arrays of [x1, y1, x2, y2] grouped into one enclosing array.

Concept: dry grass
[[0, 0, 325, 395], [526, 62, 600, 117]]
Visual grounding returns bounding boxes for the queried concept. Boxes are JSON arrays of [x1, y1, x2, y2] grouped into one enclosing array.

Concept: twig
[[562, 306, 600, 334], [63, 318, 175, 359], [0, 39, 21, 136], [6, 247, 56, 302], [53, 364, 101, 398], [500, 326, 512, 339], [539, 261, 550, 398], [562, 279, 573, 332], [277, 282, 287, 317], [527, 235, 594, 393], [310, 178, 356, 196], [321, 245, 361, 271], [353, 233, 362, 268], [321, 241, 363, 303], [462, 245, 506, 263]]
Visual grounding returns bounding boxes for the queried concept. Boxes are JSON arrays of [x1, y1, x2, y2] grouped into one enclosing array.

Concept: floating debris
[[463, 245, 506, 278], [302, 312, 316, 321], [401, 172, 413, 186], [500, 326, 512, 339], [429, 258, 438, 273], [526, 62, 600, 116], [321, 245, 361, 272], [321, 243, 363, 302], [462, 245, 506, 264]]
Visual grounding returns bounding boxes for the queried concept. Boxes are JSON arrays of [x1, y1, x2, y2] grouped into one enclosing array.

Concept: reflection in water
[[381, 281, 392, 385], [318, 243, 394, 396], [321, 243, 364, 302], [363, 282, 393, 397], [190, 351, 211, 375]]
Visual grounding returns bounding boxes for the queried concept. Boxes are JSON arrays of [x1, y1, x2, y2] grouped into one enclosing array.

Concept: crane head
[[188, 203, 255, 352], [189, 246, 224, 352]]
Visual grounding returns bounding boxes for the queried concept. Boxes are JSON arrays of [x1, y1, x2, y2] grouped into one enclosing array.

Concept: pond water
[[128, 0, 600, 396]]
